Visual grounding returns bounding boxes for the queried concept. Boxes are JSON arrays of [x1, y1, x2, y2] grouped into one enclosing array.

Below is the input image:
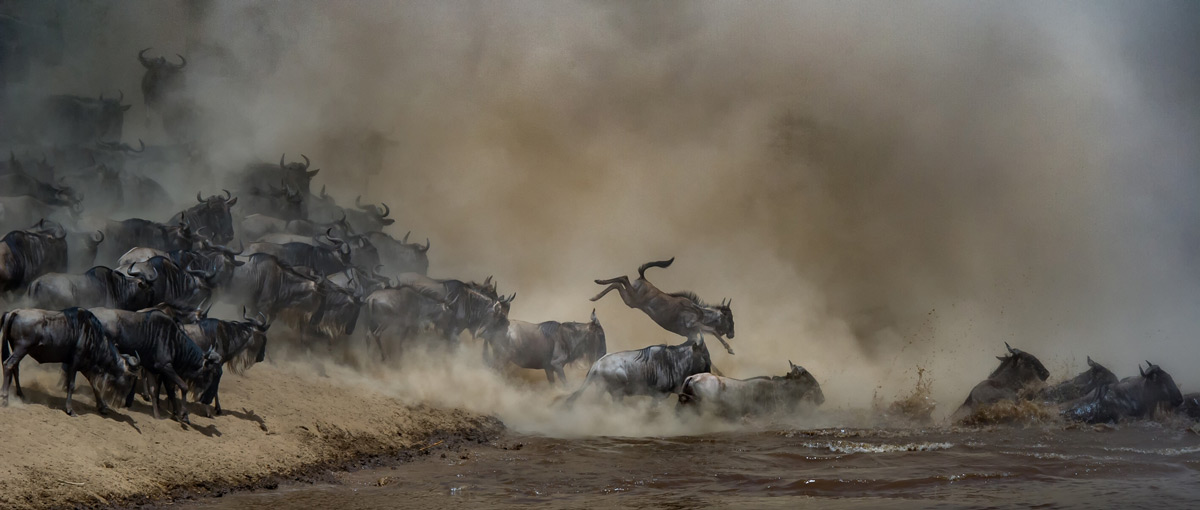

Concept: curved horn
[[223, 189, 232, 201], [131, 139, 145, 153], [92, 230, 104, 244], [242, 306, 250, 321], [175, 53, 186, 68], [320, 185, 327, 198], [1146, 360, 1154, 369], [300, 154, 310, 169], [138, 47, 152, 65], [1140, 364, 1147, 377], [401, 231, 410, 244], [1005, 342, 1015, 354], [1087, 356, 1096, 367], [379, 202, 390, 218], [356, 195, 366, 210], [197, 191, 204, 203], [280, 153, 286, 169], [591, 308, 597, 322], [230, 239, 244, 255], [418, 238, 430, 252], [484, 276, 492, 286]]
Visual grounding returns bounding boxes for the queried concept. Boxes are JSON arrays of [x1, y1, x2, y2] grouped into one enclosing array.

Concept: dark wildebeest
[[1063, 361, 1184, 424], [678, 361, 825, 418], [237, 154, 320, 197], [168, 190, 237, 244], [38, 92, 131, 145], [90, 308, 220, 424], [363, 280, 512, 358], [1, 308, 140, 416], [369, 231, 430, 276], [245, 235, 352, 275], [27, 265, 154, 311], [241, 211, 353, 243], [299, 278, 362, 342], [237, 184, 307, 222], [130, 256, 216, 310], [953, 343, 1050, 419], [327, 266, 390, 297], [0, 196, 78, 233], [1040, 356, 1119, 403], [484, 309, 607, 384], [345, 196, 394, 233], [564, 337, 713, 405], [0, 222, 68, 293], [220, 253, 325, 322], [137, 48, 186, 111], [182, 309, 270, 416], [1180, 393, 1200, 420], [591, 258, 735, 355], [94, 219, 198, 263], [65, 230, 104, 272]]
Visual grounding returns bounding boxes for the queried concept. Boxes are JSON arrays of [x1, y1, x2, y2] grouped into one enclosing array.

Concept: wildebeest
[[1040, 356, 1119, 403], [182, 309, 269, 416], [369, 231, 429, 276], [220, 253, 324, 322], [245, 236, 352, 275], [93, 218, 198, 263], [237, 184, 306, 222], [677, 361, 825, 418], [168, 190, 237, 244], [0, 222, 68, 293], [27, 265, 154, 311], [0, 154, 80, 207], [363, 278, 512, 357], [236, 154, 320, 197], [0, 195, 78, 233], [300, 278, 362, 341], [1062, 361, 1183, 424], [1181, 393, 1200, 420], [484, 309, 607, 384], [90, 308, 220, 424], [1, 308, 140, 416], [591, 258, 735, 355], [241, 212, 353, 243], [137, 48, 186, 111], [564, 337, 713, 405], [954, 343, 1050, 419], [38, 92, 131, 145], [129, 256, 216, 310], [345, 196, 394, 233]]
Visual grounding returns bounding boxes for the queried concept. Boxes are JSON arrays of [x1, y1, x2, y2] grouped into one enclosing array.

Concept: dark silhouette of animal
[[1063, 361, 1183, 424], [954, 343, 1050, 419], [484, 309, 606, 384], [1041, 356, 1118, 403]]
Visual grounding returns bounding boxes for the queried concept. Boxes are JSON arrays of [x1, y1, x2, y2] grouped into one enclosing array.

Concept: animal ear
[[591, 308, 597, 323], [307, 169, 320, 177], [1139, 364, 1147, 377], [1087, 356, 1095, 367]]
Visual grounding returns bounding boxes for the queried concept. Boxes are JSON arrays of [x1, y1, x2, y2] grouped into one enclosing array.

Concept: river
[[174, 422, 1200, 509]]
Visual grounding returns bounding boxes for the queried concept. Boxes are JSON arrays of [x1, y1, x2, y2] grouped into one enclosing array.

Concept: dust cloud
[[6, 1, 1200, 427]]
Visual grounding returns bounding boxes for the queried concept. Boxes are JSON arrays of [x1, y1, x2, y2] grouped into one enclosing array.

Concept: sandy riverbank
[[0, 360, 502, 509]]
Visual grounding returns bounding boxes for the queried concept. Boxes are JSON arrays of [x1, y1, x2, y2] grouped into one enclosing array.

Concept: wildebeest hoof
[[726, 348, 735, 355], [65, 409, 78, 417]]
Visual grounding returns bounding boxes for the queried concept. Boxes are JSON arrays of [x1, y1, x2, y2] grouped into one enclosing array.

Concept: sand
[[0, 360, 502, 509]]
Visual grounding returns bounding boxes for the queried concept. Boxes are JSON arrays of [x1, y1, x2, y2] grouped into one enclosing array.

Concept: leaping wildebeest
[[591, 258, 735, 355], [1, 307, 140, 416], [953, 342, 1050, 420], [484, 309, 607, 384]]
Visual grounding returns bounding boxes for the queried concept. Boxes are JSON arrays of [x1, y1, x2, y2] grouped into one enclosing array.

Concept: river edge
[[0, 361, 504, 510]]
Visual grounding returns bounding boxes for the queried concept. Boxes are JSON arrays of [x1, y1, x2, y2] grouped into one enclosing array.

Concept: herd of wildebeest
[[1, 46, 1199, 430]]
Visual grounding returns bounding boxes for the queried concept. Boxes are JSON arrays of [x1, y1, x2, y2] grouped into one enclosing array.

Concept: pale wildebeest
[[564, 337, 713, 405], [1063, 361, 1183, 424], [484, 309, 606, 384], [1, 308, 139, 416], [591, 258, 735, 354], [369, 231, 430, 276], [953, 343, 1050, 420], [1040, 356, 1119, 403], [677, 361, 825, 418], [27, 265, 154, 311]]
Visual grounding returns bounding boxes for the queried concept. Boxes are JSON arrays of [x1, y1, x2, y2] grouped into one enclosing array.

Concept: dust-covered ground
[[0, 356, 501, 510]]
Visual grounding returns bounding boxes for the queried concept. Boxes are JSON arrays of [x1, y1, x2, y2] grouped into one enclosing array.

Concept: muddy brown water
[[172, 423, 1200, 509]]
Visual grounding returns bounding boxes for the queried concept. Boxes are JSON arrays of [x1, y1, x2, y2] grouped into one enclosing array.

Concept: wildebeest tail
[[560, 364, 601, 408], [1, 311, 11, 363], [637, 257, 675, 279]]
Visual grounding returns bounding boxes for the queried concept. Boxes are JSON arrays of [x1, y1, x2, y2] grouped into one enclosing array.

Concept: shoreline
[[0, 362, 504, 510]]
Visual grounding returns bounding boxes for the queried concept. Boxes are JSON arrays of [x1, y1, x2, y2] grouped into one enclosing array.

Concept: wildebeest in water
[[1062, 361, 1183, 424], [678, 361, 825, 418], [1040, 356, 1118, 403], [563, 336, 713, 405], [484, 309, 607, 384], [592, 258, 735, 355], [1, 308, 140, 416], [954, 342, 1050, 420]]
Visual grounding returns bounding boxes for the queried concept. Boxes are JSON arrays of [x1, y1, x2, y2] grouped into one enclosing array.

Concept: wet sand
[[0, 361, 501, 510]]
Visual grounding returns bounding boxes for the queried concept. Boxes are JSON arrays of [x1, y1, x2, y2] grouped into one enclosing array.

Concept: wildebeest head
[[137, 48, 186, 107], [242, 307, 271, 365], [582, 308, 607, 364], [1138, 361, 1184, 410], [280, 154, 319, 194], [784, 360, 825, 406], [176, 190, 237, 243], [1071, 356, 1119, 394], [715, 298, 734, 339], [96, 91, 132, 137], [989, 342, 1050, 385], [354, 195, 395, 227]]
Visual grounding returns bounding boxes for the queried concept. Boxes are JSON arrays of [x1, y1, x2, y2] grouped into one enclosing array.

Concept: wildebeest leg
[[151, 375, 163, 419], [62, 366, 78, 416], [543, 368, 556, 384], [158, 365, 191, 424], [589, 283, 623, 302], [2, 345, 29, 405], [713, 335, 735, 356], [213, 394, 221, 416], [549, 344, 569, 385], [594, 275, 631, 286], [10, 362, 23, 399]]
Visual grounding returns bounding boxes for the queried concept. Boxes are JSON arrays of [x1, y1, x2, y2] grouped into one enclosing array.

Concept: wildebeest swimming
[[954, 342, 1050, 419], [1041, 356, 1119, 403], [1, 307, 140, 416], [484, 309, 607, 384], [1062, 361, 1183, 424], [678, 361, 825, 418]]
